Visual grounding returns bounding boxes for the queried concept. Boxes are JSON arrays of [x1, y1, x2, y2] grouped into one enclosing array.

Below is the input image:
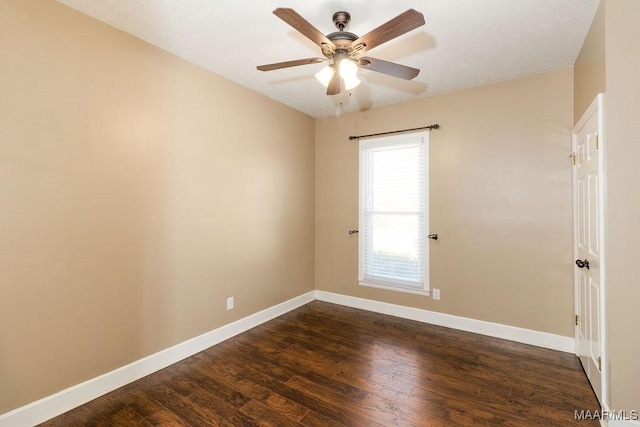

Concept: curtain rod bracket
[[349, 124, 439, 141]]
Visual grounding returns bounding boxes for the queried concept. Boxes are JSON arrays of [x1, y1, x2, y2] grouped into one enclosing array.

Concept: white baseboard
[[609, 420, 640, 427], [314, 290, 575, 353], [603, 416, 640, 426], [601, 401, 640, 427], [0, 291, 316, 427], [0, 289, 585, 426]]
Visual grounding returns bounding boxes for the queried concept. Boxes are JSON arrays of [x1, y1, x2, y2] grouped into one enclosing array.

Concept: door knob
[[575, 259, 590, 269]]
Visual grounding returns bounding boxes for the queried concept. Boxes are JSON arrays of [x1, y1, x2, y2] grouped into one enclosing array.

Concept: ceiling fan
[[257, 8, 425, 95]]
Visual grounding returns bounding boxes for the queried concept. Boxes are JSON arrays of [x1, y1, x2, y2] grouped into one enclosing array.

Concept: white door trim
[[572, 93, 607, 409]]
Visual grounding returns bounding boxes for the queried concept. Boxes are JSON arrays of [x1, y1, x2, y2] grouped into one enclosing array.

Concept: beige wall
[[603, 0, 640, 412], [0, 0, 315, 413], [573, 0, 640, 412], [316, 68, 575, 336], [574, 0, 605, 123]]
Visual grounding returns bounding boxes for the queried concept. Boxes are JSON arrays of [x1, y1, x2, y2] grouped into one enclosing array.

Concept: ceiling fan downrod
[[332, 11, 351, 31]]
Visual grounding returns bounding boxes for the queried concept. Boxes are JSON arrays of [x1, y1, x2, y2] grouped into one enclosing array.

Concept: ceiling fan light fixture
[[315, 65, 334, 87], [343, 75, 361, 90], [339, 58, 358, 79]]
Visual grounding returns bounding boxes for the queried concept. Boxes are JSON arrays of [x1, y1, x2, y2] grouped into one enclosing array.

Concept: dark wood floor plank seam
[[236, 366, 385, 427], [220, 330, 371, 402], [187, 350, 314, 422]]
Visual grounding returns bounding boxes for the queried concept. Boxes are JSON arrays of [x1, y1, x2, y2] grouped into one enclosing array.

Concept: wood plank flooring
[[41, 301, 599, 426]]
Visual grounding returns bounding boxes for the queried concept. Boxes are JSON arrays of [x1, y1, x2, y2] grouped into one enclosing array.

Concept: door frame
[[572, 93, 607, 409]]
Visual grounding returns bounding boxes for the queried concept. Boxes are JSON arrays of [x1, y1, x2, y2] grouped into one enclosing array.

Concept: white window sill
[[358, 280, 430, 297]]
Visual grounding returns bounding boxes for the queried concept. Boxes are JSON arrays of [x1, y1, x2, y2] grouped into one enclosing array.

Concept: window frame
[[357, 131, 430, 296]]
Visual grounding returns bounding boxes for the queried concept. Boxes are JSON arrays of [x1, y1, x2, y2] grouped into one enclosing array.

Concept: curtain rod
[[348, 124, 440, 141]]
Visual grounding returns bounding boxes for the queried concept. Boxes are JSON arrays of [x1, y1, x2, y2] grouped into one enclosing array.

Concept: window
[[358, 131, 429, 295]]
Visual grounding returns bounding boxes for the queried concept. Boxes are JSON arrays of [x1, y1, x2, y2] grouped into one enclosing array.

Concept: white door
[[573, 94, 605, 405]]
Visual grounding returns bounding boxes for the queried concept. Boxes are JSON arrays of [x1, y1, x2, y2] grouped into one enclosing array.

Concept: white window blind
[[358, 132, 429, 293]]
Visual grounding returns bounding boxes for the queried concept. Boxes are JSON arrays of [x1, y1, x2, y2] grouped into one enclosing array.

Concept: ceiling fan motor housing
[[326, 31, 358, 53]]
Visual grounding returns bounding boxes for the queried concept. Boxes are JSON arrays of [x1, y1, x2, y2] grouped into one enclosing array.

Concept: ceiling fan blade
[[358, 57, 420, 80], [257, 58, 325, 72], [352, 9, 425, 53], [273, 8, 336, 51], [327, 72, 341, 95]]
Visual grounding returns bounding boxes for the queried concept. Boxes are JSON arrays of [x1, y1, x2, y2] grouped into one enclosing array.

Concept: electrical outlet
[[226, 297, 234, 310], [432, 288, 441, 300]]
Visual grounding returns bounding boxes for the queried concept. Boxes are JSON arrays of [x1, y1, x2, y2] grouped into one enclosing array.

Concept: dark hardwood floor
[[41, 301, 599, 426]]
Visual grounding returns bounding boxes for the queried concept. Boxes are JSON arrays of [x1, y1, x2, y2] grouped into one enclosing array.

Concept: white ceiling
[[57, 0, 600, 118]]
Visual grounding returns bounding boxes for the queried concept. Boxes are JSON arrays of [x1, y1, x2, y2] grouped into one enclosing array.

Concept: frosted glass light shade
[[339, 58, 358, 79], [315, 66, 334, 87], [343, 75, 361, 90]]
